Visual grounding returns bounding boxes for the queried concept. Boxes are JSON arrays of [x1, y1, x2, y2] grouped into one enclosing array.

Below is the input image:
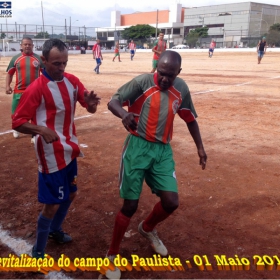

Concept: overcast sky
[[1, 0, 279, 29]]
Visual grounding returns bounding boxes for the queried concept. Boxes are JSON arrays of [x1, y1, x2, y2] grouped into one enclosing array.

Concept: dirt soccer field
[[0, 49, 280, 279]]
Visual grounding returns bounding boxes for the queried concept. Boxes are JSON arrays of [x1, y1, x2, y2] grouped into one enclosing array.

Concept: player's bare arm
[[84, 90, 101, 113], [14, 122, 59, 144], [108, 99, 138, 131], [5, 74, 13, 94], [187, 120, 207, 170]]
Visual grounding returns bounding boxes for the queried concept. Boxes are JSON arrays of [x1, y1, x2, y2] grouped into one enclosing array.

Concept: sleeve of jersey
[[6, 60, 16, 75], [177, 92, 198, 123], [75, 78, 87, 108], [111, 79, 142, 107], [12, 82, 42, 129], [39, 57, 44, 71], [153, 40, 158, 50]]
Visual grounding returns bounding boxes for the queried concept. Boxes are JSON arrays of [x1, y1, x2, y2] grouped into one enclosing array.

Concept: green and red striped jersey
[[153, 39, 167, 60], [6, 52, 44, 93], [112, 73, 197, 144]]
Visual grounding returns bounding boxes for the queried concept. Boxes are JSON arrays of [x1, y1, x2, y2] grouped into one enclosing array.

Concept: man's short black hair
[[21, 37, 33, 43], [42, 39, 67, 61]]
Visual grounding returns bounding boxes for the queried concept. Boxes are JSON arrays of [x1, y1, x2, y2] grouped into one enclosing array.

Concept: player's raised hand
[[84, 90, 101, 113]]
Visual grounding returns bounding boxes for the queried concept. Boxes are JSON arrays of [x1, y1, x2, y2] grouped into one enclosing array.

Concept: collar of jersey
[[43, 69, 55, 81], [153, 73, 161, 89], [22, 52, 33, 56]]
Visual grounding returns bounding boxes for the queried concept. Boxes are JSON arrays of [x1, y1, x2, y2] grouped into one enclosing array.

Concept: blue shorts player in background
[[128, 39, 136, 61], [257, 37, 267, 64], [12, 39, 100, 258], [208, 39, 216, 58], [93, 39, 103, 74]]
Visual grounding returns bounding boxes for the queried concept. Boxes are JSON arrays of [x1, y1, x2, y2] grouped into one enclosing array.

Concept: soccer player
[[92, 39, 103, 74], [105, 50, 207, 279], [12, 38, 100, 259], [6, 37, 44, 139], [112, 42, 121, 62], [151, 32, 167, 73], [128, 39, 136, 61], [257, 37, 267, 64], [208, 39, 216, 58]]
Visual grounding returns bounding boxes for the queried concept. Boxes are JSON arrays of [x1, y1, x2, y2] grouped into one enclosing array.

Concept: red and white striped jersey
[[92, 44, 102, 58], [128, 42, 136, 50], [12, 71, 88, 174]]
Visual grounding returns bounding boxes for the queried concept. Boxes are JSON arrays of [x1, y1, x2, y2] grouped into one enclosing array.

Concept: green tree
[[34, 31, 50, 39], [269, 23, 280, 31], [121, 24, 160, 41], [185, 26, 209, 48], [1, 32, 6, 39], [267, 29, 280, 46]]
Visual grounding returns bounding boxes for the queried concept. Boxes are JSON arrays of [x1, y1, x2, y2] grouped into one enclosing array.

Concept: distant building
[[184, 2, 280, 47], [96, 3, 185, 48]]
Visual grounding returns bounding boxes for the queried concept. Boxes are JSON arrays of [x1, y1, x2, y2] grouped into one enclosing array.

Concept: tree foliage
[[1, 33, 6, 39], [269, 23, 280, 31], [267, 29, 280, 46], [185, 26, 209, 47], [121, 24, 159, 40], [34, 31, 50, 39], [263, 23, 280, 46]]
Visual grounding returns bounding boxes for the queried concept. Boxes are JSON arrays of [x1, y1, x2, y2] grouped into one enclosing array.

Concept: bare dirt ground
[[0, 49, 280, 279]]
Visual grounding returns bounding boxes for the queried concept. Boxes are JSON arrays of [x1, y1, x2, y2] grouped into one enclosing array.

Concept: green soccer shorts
[[119, 134, 178, 200], [12, 93, 23, 114], [152, 59, 158, 69]]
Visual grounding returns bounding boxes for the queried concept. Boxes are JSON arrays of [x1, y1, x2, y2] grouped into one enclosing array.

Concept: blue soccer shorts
[[38, 158, 78, 204], [258, 50, 264, 58], [96, 58, 102, 65]]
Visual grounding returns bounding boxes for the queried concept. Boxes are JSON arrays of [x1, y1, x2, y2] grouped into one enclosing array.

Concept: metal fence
[[1, 22, 279, 50], [0, 23, 97, 41]]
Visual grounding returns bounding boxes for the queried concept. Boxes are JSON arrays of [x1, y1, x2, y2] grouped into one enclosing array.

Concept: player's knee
[[161, 197, 179, 213], [121, 199, 139, 218], [163, 202, 179, 213], [42, 204, 60, 219], [69, 191, 77, 202]]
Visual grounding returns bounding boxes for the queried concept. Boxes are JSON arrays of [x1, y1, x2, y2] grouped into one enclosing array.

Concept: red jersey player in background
[[128, 39, 136, 61], [92, 39, 103, 74], [105, 50, 207, 279], [112, 42, 121, 62], [151, 32, 167, 73], [208, 39, 216, 58], [12, 38, 101, 259], [6, 37, 44, 139]]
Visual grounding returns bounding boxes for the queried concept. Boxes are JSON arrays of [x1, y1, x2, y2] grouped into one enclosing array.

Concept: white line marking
[[235, 82, 252, 86], [268, 76, 280, 80], [0, 129, 13, 136], [73, 114, 92, 120], [0, 225, 71, 278], [0, 114, 94, 137], [192, 74, 278, 95], [193, 89, 215, 95]]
